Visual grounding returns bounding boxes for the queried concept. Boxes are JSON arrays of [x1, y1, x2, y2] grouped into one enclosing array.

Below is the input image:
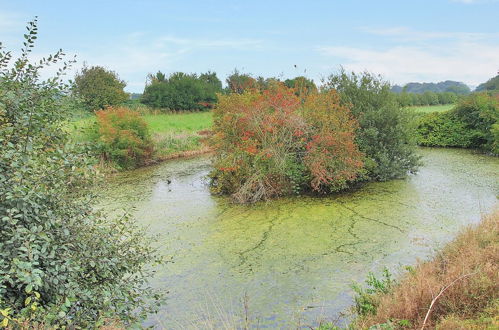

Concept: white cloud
[[0, 11, 22, 30], [451, 0, 480, 3], [318, 27, 499, 86], [155, 36, 263, 50], [450, 0, 499, 3], [59, 33, 263, 91], [359, 26, 494, 42]]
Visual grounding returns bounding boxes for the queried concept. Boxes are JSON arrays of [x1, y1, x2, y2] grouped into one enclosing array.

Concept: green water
[[99, 148, 498, 328]]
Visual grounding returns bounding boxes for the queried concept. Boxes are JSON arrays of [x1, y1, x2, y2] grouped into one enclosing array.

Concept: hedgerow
[[416, 93, 499, 153]]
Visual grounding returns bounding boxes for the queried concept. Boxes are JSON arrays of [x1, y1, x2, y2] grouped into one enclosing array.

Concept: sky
[[1, 0, 498, 92]]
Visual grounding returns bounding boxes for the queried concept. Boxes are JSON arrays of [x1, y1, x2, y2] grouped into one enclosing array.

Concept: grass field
[[143, 111, 212, 133], [144, 112, 212, 158], [68, 111, 213, 161], [407, 104, 455, 113]]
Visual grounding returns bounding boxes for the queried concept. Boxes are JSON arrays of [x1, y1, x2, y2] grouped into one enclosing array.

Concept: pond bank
[[98, 147, 499, 328]]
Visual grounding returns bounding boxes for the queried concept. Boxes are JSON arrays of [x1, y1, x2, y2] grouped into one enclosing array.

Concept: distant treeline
[[139, 70, 318, 110], [71, 64, 497, 113], [391, 80, 471, 94], [394, 91, 463, 107], [475, 74, 499, 92], [138, 71, 478, 111]]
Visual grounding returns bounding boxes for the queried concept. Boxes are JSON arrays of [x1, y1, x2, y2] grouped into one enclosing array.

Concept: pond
[[99, 148, 498, 328]]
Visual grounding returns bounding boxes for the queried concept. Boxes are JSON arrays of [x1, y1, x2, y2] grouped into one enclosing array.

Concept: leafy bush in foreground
[[0, 19, 161, 328], [324, 70, 420, 181], [210, 84, 363, 203], [94, 107, 154, 169]]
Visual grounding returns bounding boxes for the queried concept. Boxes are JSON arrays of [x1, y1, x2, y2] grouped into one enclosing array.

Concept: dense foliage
[[94, 107, 154, 169], [73, 65, 129, 111], [324, 70, 420, 181], [210, 84, 363, 203], [141, 71, 222, 110], [416, 93, 499, 153], [0, 20, 161, 328]]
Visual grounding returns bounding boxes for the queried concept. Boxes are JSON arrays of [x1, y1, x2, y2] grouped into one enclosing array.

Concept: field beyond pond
[[408, 104, 455, 113]]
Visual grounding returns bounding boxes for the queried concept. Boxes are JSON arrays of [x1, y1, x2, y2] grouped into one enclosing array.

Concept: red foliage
[[210, 84, 364, 203]]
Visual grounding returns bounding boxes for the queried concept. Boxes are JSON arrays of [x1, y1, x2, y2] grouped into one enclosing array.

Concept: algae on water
[[98, 148, 499, 328]]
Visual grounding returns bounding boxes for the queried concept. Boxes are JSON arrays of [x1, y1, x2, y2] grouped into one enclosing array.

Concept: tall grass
[[354, 209, 499, 329]]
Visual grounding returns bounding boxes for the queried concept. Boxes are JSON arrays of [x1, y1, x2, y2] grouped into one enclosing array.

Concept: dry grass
[[354, 209, 499, 329]]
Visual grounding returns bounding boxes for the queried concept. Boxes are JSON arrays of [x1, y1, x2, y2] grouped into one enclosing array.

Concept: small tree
[[324, 69, 420, 181], [74, 65, 129, 110], [284, 76, 318, 99], [226, 70, 258, 94]]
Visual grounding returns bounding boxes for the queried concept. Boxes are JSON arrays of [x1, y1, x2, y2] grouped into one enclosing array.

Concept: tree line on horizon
[[71, 65, 498, 112]]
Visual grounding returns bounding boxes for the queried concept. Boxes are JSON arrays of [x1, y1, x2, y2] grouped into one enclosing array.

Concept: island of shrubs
[[210, 70, 421, 203]]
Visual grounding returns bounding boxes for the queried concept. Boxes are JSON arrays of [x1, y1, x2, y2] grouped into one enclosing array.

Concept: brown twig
[[420, 272, 477, 329]]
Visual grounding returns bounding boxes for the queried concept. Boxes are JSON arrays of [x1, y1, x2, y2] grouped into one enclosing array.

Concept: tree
[[0, 19, 161, 327], [226, 70, 258, 94], [284, 76, 318, 99], [141, 71, 222, 110], [324, 69, 420, 181], [73, 65, 128, 110]]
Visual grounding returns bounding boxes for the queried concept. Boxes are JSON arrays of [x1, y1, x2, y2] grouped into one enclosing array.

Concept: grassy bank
[[68, 111, 213, 163], [407, 104, 455, 113], [144, 112, 213, 159], [349, 210, 498, 329]]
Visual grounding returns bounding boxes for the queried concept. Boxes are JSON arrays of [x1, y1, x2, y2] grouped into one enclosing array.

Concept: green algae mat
[[98, 148, 499, 328]]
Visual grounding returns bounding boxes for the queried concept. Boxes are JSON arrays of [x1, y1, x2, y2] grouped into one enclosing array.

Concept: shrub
[[73, 65, 129, 111], [94, 107, 154, 169], [141, 71, 222, 110], [416, 93, 499, 153], [0, 20, 161, 328], [324, 69, 420, 181], [351, 268, 394, 316], [210, 84, 363, 203], [416, 112, 479, 148]]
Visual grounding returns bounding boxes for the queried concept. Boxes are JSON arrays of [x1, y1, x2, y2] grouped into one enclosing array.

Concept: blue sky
[[1, 0, 498, 92]]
